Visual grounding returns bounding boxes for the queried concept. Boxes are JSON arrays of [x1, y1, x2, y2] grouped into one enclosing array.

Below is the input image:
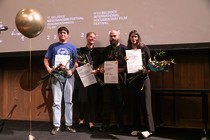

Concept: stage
[[0, 120, 208, 140]]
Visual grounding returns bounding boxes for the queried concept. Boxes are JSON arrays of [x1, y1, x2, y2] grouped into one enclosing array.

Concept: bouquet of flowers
[[127, 50, 175, 90], [52, 63, 68, 76], [38, 52, 77, 86], [127, 69, 147, 84], [37, 62, 70, 85], [77, 49, 88, 65], [147, 50, 175, 72], [77, 48, 105, 87]]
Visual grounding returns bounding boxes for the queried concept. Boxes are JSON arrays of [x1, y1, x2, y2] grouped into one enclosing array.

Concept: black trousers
[[128, 77, 155, 132], [77, 79, 98, 123], [102, 84, 124, 125]]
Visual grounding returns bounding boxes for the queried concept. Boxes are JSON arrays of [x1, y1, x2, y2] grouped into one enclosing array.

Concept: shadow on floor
[[0, 120, 209, 140]]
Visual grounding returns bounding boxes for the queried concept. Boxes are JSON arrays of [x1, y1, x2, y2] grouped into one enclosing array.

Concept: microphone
[[0, 26, 8, 31]]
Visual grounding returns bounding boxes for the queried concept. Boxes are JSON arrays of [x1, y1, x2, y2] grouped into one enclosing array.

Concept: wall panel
[[0, 49, 210, 129]]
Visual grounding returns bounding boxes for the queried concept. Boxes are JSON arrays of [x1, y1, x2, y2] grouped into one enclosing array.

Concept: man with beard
[[99, 30, 126, 132]]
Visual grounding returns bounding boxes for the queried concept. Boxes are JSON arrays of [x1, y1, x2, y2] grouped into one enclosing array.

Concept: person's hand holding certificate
[[104, 61, 118, 84], [76, 63, 97, 87], [126, 49, 143, 73]]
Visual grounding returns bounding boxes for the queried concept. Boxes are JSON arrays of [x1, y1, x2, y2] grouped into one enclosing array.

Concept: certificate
[[76, 63, 97, 87], [54, 55, 70, 69], [104, 61, 118, 84], [126, 49, 143, 73]]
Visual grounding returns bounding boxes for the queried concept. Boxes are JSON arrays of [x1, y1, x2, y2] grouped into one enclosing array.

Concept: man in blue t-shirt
[[44, 26, 78, 135]]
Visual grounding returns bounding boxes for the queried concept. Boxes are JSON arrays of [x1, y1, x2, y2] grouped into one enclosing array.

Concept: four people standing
[[44, 26, 155, 138]]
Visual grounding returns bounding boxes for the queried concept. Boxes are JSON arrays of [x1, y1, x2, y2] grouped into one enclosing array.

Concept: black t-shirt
[[126, 45, 151, 80], [77, 46, 101, 70], [101, 44, 127, 69]]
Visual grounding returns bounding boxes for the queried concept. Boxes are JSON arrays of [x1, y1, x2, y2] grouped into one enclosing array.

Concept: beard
[[110, 38, 119, 46]]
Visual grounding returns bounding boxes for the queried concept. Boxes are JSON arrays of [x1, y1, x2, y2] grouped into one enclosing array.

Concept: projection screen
[[0, 0, 210, 53]]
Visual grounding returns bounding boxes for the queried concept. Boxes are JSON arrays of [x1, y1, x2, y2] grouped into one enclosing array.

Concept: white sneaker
[[131, 130, 141, 136], [141, 131, 152, 138]]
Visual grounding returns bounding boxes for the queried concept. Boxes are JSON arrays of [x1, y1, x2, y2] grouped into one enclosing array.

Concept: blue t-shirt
[[45, 42, 78, 69]]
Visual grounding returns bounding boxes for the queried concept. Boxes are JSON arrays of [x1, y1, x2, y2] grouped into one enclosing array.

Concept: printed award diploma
[[126, 49, 143, 73], [55, 55, 70, 69], [104, 61, 118, 84], [76, 63, 97, 87]]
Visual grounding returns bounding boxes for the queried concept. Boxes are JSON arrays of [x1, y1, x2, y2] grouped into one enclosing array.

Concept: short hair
[[109, 30, 120, 37], [57, 26, 69, 34], [86, 32, 96, 37]]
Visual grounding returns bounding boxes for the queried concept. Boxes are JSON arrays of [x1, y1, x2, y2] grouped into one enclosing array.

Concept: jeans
[[51, 75, 75, 127]]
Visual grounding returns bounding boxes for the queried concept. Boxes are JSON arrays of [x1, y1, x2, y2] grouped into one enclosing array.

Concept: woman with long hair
[[126, 30, 155, 138]]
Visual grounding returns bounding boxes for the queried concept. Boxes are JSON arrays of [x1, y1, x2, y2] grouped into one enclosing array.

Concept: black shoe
[[116, 124, 124, 132], [51, 127, 60, 135], [89, 126, 95, 132], [78, 123, 84, 128], [66, 126, 76, 133], [100, 123, 109, 131], [78, 120, 84, 127]]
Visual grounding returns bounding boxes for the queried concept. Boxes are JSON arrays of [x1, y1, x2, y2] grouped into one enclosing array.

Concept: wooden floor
[[0, 120, 209, 140]]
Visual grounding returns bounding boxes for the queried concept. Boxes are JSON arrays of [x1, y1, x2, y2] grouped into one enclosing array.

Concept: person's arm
[[99, 63, 105, 73], [71, 61, 78, 73], [67, 61, 78, 76], [43, 57, 52, 74], [91, 67, 100, 75], [118, 67, 126, 73]]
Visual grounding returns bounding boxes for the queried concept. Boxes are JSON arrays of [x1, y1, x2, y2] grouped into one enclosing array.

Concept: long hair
[[127, 30, 142, 49]]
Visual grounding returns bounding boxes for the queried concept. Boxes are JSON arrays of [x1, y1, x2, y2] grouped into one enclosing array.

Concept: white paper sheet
[[54, 55, 70, 69], [76, 63, 97, 87], [104, 61, 118, 84], [126, 49, 143, 73]]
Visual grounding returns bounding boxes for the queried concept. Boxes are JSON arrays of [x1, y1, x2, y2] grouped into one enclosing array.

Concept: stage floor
[[0, 120, 208, 140]]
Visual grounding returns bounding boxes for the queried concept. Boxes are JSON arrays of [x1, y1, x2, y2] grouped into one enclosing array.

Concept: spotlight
[[0, 26, 8, 31]]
